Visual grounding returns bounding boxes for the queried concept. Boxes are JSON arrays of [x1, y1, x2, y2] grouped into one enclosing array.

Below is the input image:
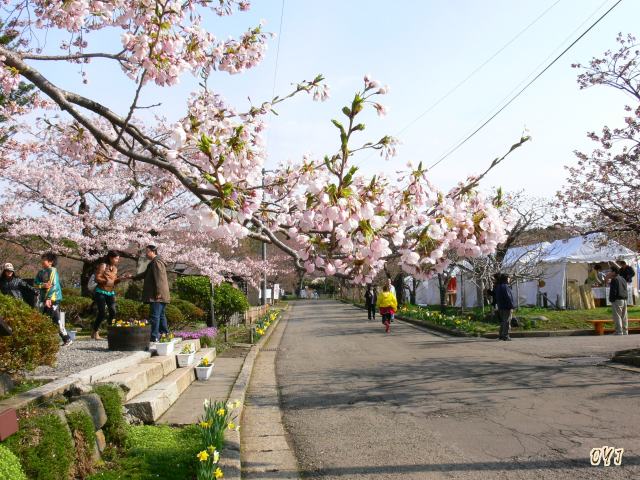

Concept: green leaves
[[198, 133, 213, 155]]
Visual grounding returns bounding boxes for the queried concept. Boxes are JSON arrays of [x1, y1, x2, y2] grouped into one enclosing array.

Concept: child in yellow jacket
[[376, 285, 397, 333]]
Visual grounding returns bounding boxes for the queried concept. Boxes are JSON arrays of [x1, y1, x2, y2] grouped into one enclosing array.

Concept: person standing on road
[[495, 274, 515, 341], [133, 245, 170, 342], [377, 284, 397, 334], [364, 285, 377, 321], [92, 251, 128, 340], [34, 252, 72, 346], [609, 266, 628, 335], [618, 260, 635, 304]]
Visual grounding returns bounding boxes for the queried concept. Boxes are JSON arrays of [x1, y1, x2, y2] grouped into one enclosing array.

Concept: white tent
[[411, 234, 639, 308]]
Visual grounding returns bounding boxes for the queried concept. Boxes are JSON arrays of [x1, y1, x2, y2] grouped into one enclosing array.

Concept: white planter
[[156, 342, 174, 356], [68, 330, 77, 341], [195, 364, 214, 380], [176, 352, 195, 367]]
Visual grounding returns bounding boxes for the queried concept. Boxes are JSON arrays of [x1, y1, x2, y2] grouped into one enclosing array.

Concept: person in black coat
[[364, 285, 377, 320], [494, 274, 515, 341], [0, 263, 36, 303]]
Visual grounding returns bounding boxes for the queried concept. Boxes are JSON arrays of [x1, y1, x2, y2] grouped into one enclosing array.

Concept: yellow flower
[[197, 450, 209, 462], [199, 420, 211, 428], [216, 408, 226, 417], [214, 467, 224, 479], [201, 357, 210, 367], [227, 422, 236, 430]]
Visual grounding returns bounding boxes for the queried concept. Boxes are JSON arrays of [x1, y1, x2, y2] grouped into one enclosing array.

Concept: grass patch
[[2, 411, 75, 480], [398, 304, 640, 335], [0, 378, 49, 401], [213, 324, 250, 354], [93, 385, 128, 447], [88, 425, 201, 480]]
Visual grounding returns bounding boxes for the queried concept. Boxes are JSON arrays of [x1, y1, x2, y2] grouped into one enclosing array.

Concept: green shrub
[[3, 412, 75, 480], [61, 295, 94, 326], [172, 299, 206, 324], [66, 411, 97, 478], [62, 287, 81, 297], [93, 385, 127, 447], [174, 276, 211, 312], [0, 294, 59, 374], [137, 304, 186, 328], [0, 444, 27, 480], [124, 282, 142, 302], [213, 282, 249, 325], [115, 298, 143, 321]]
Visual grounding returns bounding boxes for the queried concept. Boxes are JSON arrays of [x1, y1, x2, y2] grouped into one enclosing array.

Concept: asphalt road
[[276, 300, 640, 479]]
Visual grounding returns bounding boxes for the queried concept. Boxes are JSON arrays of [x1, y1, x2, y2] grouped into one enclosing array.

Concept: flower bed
[[398, 305, 494, 336], [253, 309, 280, 340], [194, 399, 241, 479]]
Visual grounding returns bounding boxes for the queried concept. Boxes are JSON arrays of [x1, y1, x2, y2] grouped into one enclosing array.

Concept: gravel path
[[28, 338, 131, 379]]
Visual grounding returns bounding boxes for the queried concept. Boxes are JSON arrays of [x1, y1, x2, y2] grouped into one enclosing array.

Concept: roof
[[508, 234, 637, 264]]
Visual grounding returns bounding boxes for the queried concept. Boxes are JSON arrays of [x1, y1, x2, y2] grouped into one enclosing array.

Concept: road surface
[[275, 300, 640, 479]]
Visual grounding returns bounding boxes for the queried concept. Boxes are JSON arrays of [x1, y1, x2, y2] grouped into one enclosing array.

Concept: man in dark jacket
[[609, 266, 628, 335], [364, 285, 377, 320], [495, 274, 515, 341], [0, 263, 36, 302], [133, 245, 171, 342]]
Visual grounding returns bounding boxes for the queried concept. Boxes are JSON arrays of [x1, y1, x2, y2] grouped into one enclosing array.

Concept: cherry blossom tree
[[0, 1, 526, 286], [558, 33, 640, 239]]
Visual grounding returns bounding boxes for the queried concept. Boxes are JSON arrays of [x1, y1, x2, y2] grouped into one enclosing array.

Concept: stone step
[[125, 348, 216, 423], [96, 341, 202, 401]]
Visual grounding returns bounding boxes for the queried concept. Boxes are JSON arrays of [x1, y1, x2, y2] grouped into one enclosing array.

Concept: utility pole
[[261, 168, 267, 306]]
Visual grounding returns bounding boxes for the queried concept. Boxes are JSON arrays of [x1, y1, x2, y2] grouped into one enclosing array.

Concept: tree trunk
[[393, 273, 405, 305], [437, 274, 447, 313], [410, 277, 417, 305]]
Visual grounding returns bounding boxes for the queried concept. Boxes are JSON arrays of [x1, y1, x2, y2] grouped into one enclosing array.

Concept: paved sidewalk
[[158, 348, 248, 425], [241, 313, 300, 479]]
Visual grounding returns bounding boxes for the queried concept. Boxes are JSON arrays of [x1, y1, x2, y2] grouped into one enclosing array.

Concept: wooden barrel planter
[[107, 325, 151, 351]]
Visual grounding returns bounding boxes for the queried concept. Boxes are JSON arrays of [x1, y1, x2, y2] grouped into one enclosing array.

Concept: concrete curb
[[219, 307, 289, 480]]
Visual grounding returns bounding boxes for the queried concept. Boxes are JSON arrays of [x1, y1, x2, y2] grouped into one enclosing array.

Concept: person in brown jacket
[[92, 251, 127, 340], [133, 245, 170, 342]]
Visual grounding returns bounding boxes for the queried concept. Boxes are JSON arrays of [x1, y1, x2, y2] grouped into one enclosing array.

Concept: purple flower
[[173, 327, 218, 339]]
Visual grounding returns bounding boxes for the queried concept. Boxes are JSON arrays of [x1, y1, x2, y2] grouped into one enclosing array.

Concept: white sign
[[273, 284, 280, 300]]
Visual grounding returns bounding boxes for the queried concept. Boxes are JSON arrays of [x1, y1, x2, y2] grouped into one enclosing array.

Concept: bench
[[588, 319, 640, 335]]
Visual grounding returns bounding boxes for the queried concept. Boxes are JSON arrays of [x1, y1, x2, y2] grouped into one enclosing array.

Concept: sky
[[34, 0, 640, 198]]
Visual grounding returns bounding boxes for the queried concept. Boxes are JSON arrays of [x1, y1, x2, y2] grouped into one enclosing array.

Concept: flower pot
[[68, 330, 77, 341], [195, 364, 214, 380], [107, 325, 151, 351], [156, 341, 175, 356], [176, 352, 194, 367]]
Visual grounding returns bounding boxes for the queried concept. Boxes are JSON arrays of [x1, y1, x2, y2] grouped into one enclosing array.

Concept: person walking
[[364, 285, 377, 320], [92, 251, 126, 340], [133, 245, 170, 342], [0, 263, 36, 303], [34, 253, 72, 346], [609, 266, 628, 335], [495, 274, 515, 341], [376, 284, 397, 334]]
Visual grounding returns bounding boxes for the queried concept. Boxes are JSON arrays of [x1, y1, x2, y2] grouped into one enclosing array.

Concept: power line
[[428, 0, 623, 171], [272, 0, 285, 98], [396, 0, 564, 137]]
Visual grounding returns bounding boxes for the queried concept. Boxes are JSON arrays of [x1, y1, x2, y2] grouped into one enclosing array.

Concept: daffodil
[[199, 420, 211, 428], [197, 450, 209, 462], [214, 467, 224, 478], [203, 399, 210, 408], [207, 447, 220, 463], [227, 422, 236, 430], [216, 408, 226, 416]]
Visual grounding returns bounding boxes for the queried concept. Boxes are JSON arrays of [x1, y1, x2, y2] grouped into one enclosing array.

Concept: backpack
[[88, 273, 97, 293]]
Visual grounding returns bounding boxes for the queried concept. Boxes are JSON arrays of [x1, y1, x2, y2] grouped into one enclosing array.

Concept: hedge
[[0, 444, 27, 480], [174, 276, 211, 312], [0, 294, 59, 374], [138, 303, 185, 328], [3, 412, 75, 480], [60, 295, 93, 326], [115, 298, 144, 321], [172, 299, 207, 324], [213, 282, 249, 325]]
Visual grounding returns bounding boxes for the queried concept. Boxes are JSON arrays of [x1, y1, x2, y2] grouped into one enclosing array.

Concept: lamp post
[[261, 168, 267, 306]]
